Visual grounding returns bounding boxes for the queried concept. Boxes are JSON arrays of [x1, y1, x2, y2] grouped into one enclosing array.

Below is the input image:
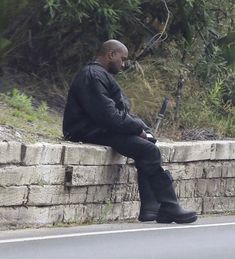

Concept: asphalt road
[[0, 215, 235, 259]]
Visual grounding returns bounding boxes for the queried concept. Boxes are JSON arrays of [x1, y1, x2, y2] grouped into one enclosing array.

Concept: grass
[[0, 89, 62, 142], [0, 51, 234, 142], [117, 57, 235, 139]]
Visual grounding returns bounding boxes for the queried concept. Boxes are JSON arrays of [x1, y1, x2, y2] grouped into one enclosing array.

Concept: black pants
[[84, 132, 164, 177]]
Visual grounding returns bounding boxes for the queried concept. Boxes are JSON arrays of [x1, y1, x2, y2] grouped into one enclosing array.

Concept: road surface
[[0, 215, 235, 259]]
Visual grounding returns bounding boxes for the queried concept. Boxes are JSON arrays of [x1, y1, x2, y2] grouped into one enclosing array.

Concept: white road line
[[0, 222, 235, 244]]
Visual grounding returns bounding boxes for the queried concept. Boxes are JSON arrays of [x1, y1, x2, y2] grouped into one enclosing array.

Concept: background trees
[[0, 0, 234, 138]]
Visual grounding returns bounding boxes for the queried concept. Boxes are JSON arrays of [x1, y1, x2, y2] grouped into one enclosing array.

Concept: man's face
[[108, 49, 128, 74]]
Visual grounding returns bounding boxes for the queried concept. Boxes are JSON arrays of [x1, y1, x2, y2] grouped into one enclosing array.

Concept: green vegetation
[[0, 0, 234, 140], [0, 89, 62, 141]]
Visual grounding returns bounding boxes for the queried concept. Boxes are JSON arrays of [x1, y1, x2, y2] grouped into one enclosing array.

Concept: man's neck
[[95, 57, 109, 71]]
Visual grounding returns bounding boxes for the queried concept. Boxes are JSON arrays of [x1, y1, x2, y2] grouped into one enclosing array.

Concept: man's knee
[[144, 140, 160, 154]]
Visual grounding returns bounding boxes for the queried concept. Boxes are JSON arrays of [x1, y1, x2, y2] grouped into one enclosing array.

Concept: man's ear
[[107, 50, 115, 60]]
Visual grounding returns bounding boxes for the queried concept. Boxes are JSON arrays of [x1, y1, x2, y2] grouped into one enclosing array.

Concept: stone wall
[[0, 140, 235, 229]]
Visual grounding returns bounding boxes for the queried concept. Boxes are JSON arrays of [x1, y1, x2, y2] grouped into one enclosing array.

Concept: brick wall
[[0, 140, 235, 229]]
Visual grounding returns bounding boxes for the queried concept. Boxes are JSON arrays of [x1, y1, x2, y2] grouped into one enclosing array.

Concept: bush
[[5, 89, 49, 122]]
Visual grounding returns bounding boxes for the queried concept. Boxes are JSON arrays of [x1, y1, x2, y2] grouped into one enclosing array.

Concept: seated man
[[63, 39, 197, 224]]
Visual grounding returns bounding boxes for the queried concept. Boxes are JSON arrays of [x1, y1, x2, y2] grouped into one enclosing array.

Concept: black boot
[[150, 170, 197, 224], [137, 172, 160, 222]]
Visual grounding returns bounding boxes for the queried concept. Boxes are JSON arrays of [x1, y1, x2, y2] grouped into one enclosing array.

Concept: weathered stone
[[203, 162, 223, 178], [164, 164, 187, 180], [111, 203, 123, 221], [28, 186, 87, 205], [224, 179, 235, 197], [63, 203, 122, 224], [0, 165, 66, 186], [210, 141, 235, 160], [111, 184, 139, 203], [22, 143, 63, 165], [99, 202, 116, 222], [0, 142, 21, 164], [85, 204, 103, 221], [203, 197, 235, 213], [158, 142, 174, 163], [127, 166, 137, 183], [175, 180, 196, 198], [124, 184, 139, 201], [63, 204, 87, 224], [222, 161, 235, 178], [126, 158, 134, 164], [71, 165, 128, 186], [111, 184, 126, 203], [179, 198, 202, 213], [63, 143, 126, 165], [195, 179, 223, 197], [1, 140, 235, 229], [0, 206, 64, 227], [185, 162, 205, 179], [0, 186, 28, 206], [86, 185, 112, 203], [170, 141, 213, 162], [122, 201, 140, 219]]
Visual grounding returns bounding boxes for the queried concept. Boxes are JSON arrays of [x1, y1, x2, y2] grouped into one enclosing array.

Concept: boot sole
[[156, 214, 198, 224], [138, 211, 158, 222]]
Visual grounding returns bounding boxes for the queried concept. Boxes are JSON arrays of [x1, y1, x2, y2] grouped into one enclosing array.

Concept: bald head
[[98, 39, 128, 57], [96, 39, 128, 74]]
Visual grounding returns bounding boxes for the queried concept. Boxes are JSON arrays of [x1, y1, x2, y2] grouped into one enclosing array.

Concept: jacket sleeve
[[77, 74, 143, 135]]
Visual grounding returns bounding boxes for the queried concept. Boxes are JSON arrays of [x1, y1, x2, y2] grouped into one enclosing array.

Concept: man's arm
[[77, 75, 143, 135]]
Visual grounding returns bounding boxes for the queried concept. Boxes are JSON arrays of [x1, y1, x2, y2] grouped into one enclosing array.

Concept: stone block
[[111, 184, 139, 203], [0, 186, 28, 206], [28, 185, 88, 206], [111, 203, 123, 221], [122, 201, 140, 219], [210, 141, 235, 160], [0, 206, 64, 228], [179, 198, 202, 214], [64, 203, 122, 224], [63, 143, 126, 165], [71, 165, 128, 186], [85, 204, 103, 221], [222, 161, 235, 178], [99, 202, 116, 223], [195, 179, 223, 197], [0, 142, 21, 164], [224, 179, 235, 197], [164, 164, 187, 180], [184, 162, 205, 179], [127, 166, 137, 183], [124, 184, 139, 201], [86, 185, 112, 203], [175, 180, 196, 198], [63, 204, 87, 224], [0, 165, 66, 186], [203, 162, 223, 178], [22, 143, 63, 165], [170, 141, 213, 162], [157, 142, 174, 163], [111, 184, 127, 203], [203, 197, 235, 213]]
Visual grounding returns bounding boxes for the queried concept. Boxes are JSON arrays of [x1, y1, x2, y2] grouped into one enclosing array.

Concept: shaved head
[[98, 39, 128, 56], [96, 39, 128, 74]]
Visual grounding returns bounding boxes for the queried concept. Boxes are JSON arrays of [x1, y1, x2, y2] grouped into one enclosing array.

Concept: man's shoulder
[[85, 62, 109, 78], [73, 62, 113, 88]]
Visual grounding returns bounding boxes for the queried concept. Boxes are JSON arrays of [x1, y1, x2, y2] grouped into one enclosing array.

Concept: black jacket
[[63, 62, 149, 141]]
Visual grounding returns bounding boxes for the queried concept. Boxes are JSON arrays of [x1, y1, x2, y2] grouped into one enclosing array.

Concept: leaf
[[0, 37, 11, 51]]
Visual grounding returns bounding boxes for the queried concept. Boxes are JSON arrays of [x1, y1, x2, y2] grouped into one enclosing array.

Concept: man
[[63, 39, 197, 224]]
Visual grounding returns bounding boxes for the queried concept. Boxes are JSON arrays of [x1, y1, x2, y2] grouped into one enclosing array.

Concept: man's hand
[[139, 130, 157, 143], [139, 129, 147, 139], [146, 133, 157, 144]]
